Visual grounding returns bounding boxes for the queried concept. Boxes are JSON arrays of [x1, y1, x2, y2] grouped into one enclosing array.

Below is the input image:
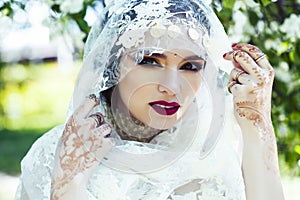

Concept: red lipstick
[[149, 100, 180, 116]]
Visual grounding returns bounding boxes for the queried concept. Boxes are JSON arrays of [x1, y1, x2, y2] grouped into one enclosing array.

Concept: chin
[[145, 110, 183, 130], [147, 121, 175, 130]]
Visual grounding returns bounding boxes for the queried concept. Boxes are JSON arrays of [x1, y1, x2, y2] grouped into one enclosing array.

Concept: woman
[[16, 0, 285, 199]]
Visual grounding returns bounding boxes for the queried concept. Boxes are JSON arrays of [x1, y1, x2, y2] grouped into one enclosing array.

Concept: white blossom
[[280, 14, 300, 42], [59, 0, 84, 14], [66, 19, 86, 50], [274, 61, 292, 83], [244, 0, 259, 8], [0, 16, 12, 40]]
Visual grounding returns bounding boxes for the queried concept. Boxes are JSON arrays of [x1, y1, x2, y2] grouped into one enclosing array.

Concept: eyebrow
[[144, 53, 167, 59], [183, 55, 206, 61], [145, 53, 205, 61]]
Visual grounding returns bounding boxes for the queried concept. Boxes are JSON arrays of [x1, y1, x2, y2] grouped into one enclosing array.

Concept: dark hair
[[100, 86, 114, 107]]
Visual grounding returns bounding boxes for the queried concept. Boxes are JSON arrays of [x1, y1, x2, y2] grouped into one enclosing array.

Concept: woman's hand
[[224, 43, 275, 142], [223, 43, 284, 200], [50, 94, 115, 200]]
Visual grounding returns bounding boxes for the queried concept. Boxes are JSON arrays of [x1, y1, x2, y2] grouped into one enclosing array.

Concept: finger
[[227, 49, 274, 87], [88, 112, 105, 128], [74, 94, 100, 120], [223, 51, 243, 69], [232, 43, 273, 70], [92, 137, 115, 161], [229, 68, 251, 85], [224, 50, 254, 73], [227, 81, 239, 94], [230, 83, 253, 97], [235, 72, 252, 85], [228, 50, 263, 77], [79, 123, 113, 149], [87, 134, 115, 162], [94, 123, 112, 138]]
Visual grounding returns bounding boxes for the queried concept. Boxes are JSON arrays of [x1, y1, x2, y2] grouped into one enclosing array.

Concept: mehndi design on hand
[[51, 96, 114, 199], [224, 43, 280, 176]]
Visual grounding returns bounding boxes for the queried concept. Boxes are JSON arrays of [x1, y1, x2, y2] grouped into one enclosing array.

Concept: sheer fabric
[[17, 106, 245, 199], [16, 0, 246, 199]]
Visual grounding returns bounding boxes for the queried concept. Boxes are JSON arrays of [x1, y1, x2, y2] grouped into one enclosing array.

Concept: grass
[[0, 128, 50, 175]]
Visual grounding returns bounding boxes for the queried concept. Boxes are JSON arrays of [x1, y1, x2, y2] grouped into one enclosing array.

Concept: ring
[[88, 94, 97, 102], [233, 50, 241, 63], [227, 81, 237, 94], [235, 70, 246, 83], [254, 54, 266, 63], [89, 113, 104, 127]]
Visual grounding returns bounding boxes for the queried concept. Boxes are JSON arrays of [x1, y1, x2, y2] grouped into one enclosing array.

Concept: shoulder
[[19, 125, 64, 199], [21, 125, 64, 169]]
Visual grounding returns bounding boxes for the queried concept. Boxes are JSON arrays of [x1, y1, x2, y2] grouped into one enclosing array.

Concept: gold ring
[[254, 54, 266, 63], [89, 113, 104, 127], [235, 70, 247, 83], [233, 50, 241, 63], [227, 81, 237, 94]]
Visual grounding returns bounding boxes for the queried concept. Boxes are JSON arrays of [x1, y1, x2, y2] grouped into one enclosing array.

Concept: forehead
[[119, 22, 208, 58]]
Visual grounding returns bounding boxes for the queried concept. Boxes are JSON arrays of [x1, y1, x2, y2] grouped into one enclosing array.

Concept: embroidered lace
[[16, 0, 246, 199]]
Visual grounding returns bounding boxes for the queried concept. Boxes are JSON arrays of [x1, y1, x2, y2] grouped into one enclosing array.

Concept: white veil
[[68, 0, 236, 169], [17, 0, 245, 199]]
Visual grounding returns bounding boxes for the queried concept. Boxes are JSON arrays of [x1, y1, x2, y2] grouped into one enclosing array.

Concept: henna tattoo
[[263, 139, 281, 179], [228, 44, 280, 178], [238, 44, 263, 57], [51, 116, 106, 199], [235, 102, 271, 142], [235, 88, 279, 176], [233, 64, 279, 175], [236, 103, 280, 176], [246, 44, 262, 54], [237, 51, 252, 65]]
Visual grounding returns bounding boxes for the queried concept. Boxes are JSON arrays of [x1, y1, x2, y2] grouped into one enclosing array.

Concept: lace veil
[[66, 0, 238, 170], [16, 0, 245, 199]]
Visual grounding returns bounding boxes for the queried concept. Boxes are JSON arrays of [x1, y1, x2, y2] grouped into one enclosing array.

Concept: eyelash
[[137, 56, 204, 72], [180, 62, 204, 72], [137, 57, 161, 66]]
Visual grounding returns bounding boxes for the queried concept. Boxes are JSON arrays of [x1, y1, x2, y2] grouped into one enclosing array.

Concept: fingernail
[[232, 43, 238, 48], [223, 53, 227, 58]]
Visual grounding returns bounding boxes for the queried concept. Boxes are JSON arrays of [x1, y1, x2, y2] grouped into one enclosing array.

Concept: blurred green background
[[0, 0, 299, 182], [0, 61, 80, 174]]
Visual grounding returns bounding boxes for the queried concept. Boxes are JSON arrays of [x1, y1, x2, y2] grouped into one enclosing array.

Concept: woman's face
[[116, 48, 205, 129]]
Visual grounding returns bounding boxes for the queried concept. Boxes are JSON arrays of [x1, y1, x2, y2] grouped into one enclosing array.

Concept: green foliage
[[0, 61, 80, 174], [0, 62, 80, 130], [222, 0, 235, 9], [0, 129, 45, 175], [213, 0, 300, 176]]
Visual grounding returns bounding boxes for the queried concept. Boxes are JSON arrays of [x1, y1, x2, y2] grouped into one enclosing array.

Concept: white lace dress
[[15, 0, 246, 198], [15, 109, 246, 200]]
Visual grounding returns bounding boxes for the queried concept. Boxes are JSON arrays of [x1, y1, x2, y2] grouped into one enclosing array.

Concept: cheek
[[119, 70, 148, 102], [181, 73, 203, 95], [118, 72, 155, 111], [127, 86, 155, 124], [128, 87, 151, 111]]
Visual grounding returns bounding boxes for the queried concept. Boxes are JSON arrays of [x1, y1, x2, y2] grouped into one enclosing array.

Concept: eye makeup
[[124, 48, 206, 72]]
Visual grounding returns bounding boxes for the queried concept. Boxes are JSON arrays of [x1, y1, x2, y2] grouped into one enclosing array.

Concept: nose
[[157, 70, 181, 96], [158, 84, 176, 96]]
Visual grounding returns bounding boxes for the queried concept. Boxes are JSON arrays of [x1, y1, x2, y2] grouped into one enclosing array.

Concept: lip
[[149, 100, 180, 116]]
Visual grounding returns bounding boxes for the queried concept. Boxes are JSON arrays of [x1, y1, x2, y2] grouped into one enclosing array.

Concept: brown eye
[[180, 62, 205, 72], [137, 56, 162, 67]]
